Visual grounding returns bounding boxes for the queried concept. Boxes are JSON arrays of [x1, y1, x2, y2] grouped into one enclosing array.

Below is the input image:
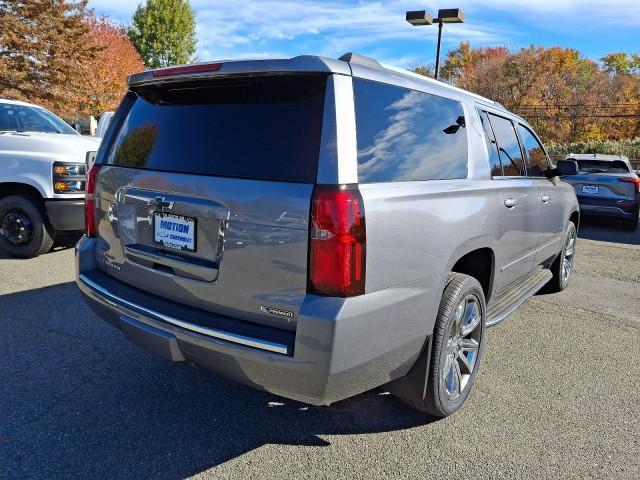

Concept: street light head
[[406, 10, 433, 26], [437, 8, 464, 23]]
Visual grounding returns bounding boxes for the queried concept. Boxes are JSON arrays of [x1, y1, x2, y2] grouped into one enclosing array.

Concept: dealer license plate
[[153, 212, 197, 252]]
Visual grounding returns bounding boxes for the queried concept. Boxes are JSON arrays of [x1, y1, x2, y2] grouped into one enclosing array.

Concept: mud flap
[[120, 315, 186, 362], [383, 335, 432, 402]]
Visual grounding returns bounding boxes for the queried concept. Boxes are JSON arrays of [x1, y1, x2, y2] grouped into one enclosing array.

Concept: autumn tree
[[0, 0, 96, 117], [601, 52, 639, 75], [82, 15, 144, 116], [128, 0, 197, 69], [413, 64, 434, 78], [416, 42, 640, 144]]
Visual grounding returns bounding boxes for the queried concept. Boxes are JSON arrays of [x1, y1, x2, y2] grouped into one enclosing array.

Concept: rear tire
[[402, 273, 486, 418], [0, 195, 54, 258], [545, 221, 577, 293]]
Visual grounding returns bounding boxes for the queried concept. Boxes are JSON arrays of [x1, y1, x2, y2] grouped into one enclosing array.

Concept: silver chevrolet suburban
[[75, 53, 580, 417]]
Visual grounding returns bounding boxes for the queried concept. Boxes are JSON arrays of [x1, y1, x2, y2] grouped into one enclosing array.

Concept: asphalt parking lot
[[1, 219, 639, 479]]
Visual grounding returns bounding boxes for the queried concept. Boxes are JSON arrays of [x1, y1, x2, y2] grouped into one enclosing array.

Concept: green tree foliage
[[128, 0, 197, 69], [0, 0, 96, 117], [547, 139, 640, 167], [415, 43, 640, 144], [601, 52, 640, 76]]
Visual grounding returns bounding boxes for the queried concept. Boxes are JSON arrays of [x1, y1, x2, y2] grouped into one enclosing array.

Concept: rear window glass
[[102, 76, 327, 183], [573, 160, 630, 174], [353, 79, 468, 183]]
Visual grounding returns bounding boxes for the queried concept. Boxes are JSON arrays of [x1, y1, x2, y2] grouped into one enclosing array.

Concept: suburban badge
[[260, 306, 294, 319]]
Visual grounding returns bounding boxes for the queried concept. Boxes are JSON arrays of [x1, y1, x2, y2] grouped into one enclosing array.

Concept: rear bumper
[[45, 199, 85, 231], [576, 195, 639, 219], [75, 236, 443, 405]]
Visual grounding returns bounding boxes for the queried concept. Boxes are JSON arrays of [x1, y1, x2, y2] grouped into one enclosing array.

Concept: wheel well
[[451, 248, 494, 302], [569, 210, 580, 229], [0, 182, 44, 202]]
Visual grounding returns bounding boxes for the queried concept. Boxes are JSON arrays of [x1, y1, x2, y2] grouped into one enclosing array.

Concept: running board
[[486, 269, 552, 327]]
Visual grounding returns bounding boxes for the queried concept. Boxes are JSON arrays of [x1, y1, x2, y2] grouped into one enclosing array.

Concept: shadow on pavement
[[0, 232, 82, 259], [0, 282, 433, 479], [577, 216, 639, 246]]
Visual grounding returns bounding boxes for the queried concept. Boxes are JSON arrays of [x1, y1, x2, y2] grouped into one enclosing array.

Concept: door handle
[[504, 198, 518, 208], [541, 195, 550, 204]]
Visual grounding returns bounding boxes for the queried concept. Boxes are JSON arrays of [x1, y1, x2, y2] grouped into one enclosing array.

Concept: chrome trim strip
[[78, 274, 290, 355]]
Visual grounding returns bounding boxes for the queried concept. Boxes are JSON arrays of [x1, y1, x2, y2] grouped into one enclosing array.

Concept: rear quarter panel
[[360, 180, 502, 295]]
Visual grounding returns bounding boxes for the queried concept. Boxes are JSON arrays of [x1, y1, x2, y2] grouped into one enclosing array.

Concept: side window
[[353, 78, 468, 183], [478, 110, 502, 176], [0, 105, 18, 131], [518, 125, 549, 177], [487, 113, 526, 176]]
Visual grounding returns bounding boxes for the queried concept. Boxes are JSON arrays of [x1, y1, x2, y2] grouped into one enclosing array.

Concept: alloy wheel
[[442, 294, 483, 401], [561, 227, 577, 286]]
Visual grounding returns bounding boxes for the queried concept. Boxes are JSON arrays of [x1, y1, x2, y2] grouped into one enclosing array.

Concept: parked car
[[561, 153, 639, 230], [0, 98, 100, 257], [95, 111, 114, 138], [75, 53, 580, 417]]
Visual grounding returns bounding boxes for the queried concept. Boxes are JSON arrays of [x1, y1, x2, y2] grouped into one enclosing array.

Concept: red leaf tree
[[81, 14, 144, 117]]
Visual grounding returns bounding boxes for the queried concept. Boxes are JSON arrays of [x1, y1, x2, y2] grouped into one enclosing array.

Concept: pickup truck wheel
[[545, 222, 577, 293], [0, 195, 54, 258], [403, 273, 486, 417]]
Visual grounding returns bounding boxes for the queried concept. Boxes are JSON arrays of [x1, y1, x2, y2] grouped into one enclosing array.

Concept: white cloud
[[88, 0, 640, 64]]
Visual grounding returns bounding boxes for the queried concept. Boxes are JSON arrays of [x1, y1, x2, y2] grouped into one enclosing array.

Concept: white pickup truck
[[0, 98, 101, 257]]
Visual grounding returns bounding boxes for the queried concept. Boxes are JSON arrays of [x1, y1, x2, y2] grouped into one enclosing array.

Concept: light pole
[[406, 8, 464, 80]]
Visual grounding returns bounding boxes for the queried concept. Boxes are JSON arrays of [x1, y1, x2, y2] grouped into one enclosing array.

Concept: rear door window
[[487, 113, 526, 176], [102, 75, 327, 184], [479, 110, 503, 177], [353, 78, 468, 183], [518, 124, 549, 177]]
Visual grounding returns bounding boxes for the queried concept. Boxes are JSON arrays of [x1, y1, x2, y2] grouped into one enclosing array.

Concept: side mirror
[[550, 159, 579, 177]]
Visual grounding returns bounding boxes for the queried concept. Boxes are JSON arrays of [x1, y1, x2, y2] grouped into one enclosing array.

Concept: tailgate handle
[[541, 194, 550, 204], [124, 245, 219, 282], [147, 196, 175, 210]]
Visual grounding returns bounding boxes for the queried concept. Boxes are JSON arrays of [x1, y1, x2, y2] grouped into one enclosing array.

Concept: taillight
[[85, 164, 101, 237], [619, 176, 640, 193], [309, 185, 366, 297]]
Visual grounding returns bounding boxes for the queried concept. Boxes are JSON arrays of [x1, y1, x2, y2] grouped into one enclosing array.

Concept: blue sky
[[88, 1, 640, 68]]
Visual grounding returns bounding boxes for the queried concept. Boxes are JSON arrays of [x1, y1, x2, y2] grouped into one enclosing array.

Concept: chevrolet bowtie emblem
[[148, 196, 174, 210]]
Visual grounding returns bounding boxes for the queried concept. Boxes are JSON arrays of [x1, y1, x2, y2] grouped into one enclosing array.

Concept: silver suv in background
[[76, 53, 580, 417], [561, 154, 639, 231]]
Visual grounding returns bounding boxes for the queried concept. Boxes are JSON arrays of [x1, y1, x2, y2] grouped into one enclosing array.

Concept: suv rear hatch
[[91, 74, 328, 331], [565, 159, 637, 200]]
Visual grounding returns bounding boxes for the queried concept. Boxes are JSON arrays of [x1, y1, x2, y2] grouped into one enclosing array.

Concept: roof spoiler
[[338, 52, 381, 68]]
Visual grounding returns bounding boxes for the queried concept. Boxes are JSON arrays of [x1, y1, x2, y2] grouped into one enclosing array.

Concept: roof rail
[[338, 52, 381, 68]]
